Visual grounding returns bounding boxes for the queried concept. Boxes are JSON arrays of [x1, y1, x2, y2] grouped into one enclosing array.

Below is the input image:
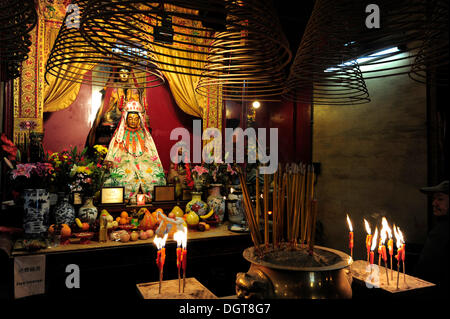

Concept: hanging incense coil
[[409, 0, 449, 86], [196, 0, 291, 101], [282, 0, 370, 105], [80, 0, 225, 76], [80, 0, 290, 100], [45, 0, 165, 89], [334, 0, 428, 80], [0, 0, 37, 80]]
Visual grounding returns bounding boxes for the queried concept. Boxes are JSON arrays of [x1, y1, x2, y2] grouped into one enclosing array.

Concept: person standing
[[416, 180, 449, 296]]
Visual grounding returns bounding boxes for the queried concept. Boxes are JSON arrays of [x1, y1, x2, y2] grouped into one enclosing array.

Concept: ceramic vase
[[78, 197, 98, 224], [227, 188, 245, 224], [54, 192, 76, 226], [207, 184, 225, 222], [186, 191, 208, 217], [23, 189, 50, 237]]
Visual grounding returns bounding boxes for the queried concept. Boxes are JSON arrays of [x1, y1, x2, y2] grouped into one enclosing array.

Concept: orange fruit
[[61, 225, 71, 237], [48, 224, 55, 234], [116, 217, 121, 223], [119, 217, 128, 225], [81, 223, 90, 231], [120, 211, 128, 219]]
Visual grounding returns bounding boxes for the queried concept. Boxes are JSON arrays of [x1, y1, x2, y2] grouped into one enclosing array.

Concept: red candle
[[176, 247, 182, 269], [364, 219, 372, 262], [182, 249, 187, 273], [370, 227, 378, 266], [346, 215, 353, 258], [388, 239, 394, 256], [137, 194, 145, 206], [349, 232, 354, 249], [161, 248, 166, 267], [156, 250, 161, 269], [381, 245, 387, 262]]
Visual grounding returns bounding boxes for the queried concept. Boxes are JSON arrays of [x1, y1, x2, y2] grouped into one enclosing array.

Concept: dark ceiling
[[272, 0, 315, 54]]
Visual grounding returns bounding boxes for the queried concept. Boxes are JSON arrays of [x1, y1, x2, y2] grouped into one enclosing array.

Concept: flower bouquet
[[69, 145, 108, 199]]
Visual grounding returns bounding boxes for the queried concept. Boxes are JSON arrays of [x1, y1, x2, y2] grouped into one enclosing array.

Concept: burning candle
[[379, 220, 390, 285], [370, 227, 378, 266], [137, 194, 145, 206], [364, 219, 372, 263], [394, 226, 406, 288], [181, 226, 188, 293], [382, 217, 394, 280], [174, 230, 184, 293], [394, 225, 406, 289], [154, 233, 168, 294], [346, 214, 354, 259]]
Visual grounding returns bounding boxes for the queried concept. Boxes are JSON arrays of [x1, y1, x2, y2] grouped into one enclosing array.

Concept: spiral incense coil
[[0, 0, 37, 80], [45, 0, 165, 89], [80, 0, 291, 98], [334, 0, 428, 80], [409, 0, 448, 86], [196, 0, 291, 101], [80, 0, 225, 76], [282, 0, 370, 105]]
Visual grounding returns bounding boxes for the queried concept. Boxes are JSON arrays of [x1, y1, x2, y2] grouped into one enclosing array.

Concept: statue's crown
[[124, 100, 144, 113]]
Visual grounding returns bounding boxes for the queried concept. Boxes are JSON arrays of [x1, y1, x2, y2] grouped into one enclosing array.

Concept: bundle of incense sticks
[[237, 166, 262, 254], [240, 163, 318, 256]]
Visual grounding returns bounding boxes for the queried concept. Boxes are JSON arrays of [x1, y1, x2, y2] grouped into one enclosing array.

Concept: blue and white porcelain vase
[[54, 192, 76, 226], [23, 189, 50, 237], [207, 184, 225, 222], [227, 187, 245, 224], [78, 197, 98, 224]]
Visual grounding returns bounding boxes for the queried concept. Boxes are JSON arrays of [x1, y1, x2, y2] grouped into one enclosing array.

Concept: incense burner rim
[[243, 245, 353, 272]]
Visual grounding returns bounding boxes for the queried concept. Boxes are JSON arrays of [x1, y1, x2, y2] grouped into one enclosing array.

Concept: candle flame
[[174, 231, 184, 247], [371, 227, 378, 251], [380, 225, 387, 244], [393, 225, 404, 249], [346, 214, 353, 232], [381, 217, 392, 239], [182, 226, 188, 249], [364, 219, 371, 235], [154, 233, 168, 250]]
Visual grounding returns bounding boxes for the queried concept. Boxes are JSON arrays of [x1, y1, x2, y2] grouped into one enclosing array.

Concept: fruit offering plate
[[119, 224, 137, 231], [73, 232, 94, 244]]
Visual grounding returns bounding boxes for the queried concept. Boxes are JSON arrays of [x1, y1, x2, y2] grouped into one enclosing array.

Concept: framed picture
[[182, 189, 191, 201], [153, 186, 175, 202], [100, 187, 125, 205], [72, 191, 83, 205]]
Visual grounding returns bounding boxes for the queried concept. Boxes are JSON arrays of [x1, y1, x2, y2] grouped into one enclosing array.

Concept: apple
[[140, 231, 148, 240], [120, 233, 130, 242], [130, 231, 139, 241], [146, 229, 154, 238]]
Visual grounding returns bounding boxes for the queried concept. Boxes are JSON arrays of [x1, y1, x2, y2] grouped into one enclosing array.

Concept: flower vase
[[54, 193, 76, 226], [227, 187, 245, 224], [78, 197, 98, 225], [186, 191, 208, 217], [207, 184, 225, 223], [23, 189, 50, 238]]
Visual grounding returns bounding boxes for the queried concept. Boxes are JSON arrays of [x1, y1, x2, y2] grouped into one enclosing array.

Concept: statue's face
[[126, 113, 140, 129], [119, 68, 130, 82]]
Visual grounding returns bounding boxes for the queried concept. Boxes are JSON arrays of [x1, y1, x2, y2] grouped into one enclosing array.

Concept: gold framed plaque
[[153, 186, 175, 202], [100, 187, 125, 205]]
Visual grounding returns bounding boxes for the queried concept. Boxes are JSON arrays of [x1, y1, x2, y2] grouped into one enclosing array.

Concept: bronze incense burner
[[236, 245, 353, 299]]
